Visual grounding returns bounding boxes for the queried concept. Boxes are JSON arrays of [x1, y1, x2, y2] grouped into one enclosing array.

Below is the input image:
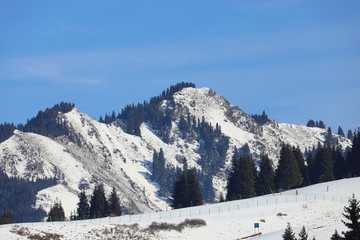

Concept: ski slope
[[1, 177, 359, 240]]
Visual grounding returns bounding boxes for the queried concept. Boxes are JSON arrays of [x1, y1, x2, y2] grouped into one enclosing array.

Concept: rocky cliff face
[[0, 86, 351, 217]]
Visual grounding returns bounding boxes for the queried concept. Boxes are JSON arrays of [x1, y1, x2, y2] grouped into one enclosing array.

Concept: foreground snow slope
[[1, 177, 359, 240]]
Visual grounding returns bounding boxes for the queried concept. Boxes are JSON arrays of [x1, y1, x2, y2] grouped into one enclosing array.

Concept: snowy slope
[[1, 177, 358, 240], [0, 86, 352, 217]]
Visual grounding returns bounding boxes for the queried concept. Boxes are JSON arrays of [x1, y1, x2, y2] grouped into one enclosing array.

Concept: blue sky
[[0, 0, 359, 132]]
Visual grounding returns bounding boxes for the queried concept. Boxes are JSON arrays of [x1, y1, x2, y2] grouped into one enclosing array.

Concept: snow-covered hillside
[[0, 86, 352, 216], [1, 177, 359, 240]]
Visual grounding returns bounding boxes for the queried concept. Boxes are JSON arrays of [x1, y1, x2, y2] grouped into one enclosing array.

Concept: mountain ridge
[[0, 85, 352, 218]]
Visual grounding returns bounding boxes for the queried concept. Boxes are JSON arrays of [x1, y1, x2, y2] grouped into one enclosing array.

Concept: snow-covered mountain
[[0, 86, 351, 216]]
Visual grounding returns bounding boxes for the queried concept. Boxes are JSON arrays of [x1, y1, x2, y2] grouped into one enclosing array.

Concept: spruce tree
[[256, 154, 274, 195], [342, 195, 360, 239], [171, 171, 189, 209], [226, 155, 242, 201], [108, 187, 122, 216], [298, 225, 308, 240], [338, 127, 345, 137], [89, 184, 108, 218], [348, 130, 354, 140], [346, 130, 360, 177], [306, 150, 317, 184], [238, 154, 256, 199], [314, 145, 334, 183], [333, 146, 347, 180], [187, 169, 203, 206], [77, 189, 89, 219], [282, 222, 296, 240], [47, 201, 65, 222], [171, 169, 203, 209], [275, 144, 303, 190], [293, 146, 309, 187]]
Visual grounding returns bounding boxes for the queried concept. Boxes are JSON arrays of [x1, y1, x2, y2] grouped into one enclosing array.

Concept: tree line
[[225, 129, 360, 201], [0, 170, 57, 223], [47, 185, 122, 221], [0, 102, 75, 143]]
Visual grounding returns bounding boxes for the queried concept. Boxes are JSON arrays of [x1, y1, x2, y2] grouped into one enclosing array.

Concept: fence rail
[[0, 193, 352, 229]]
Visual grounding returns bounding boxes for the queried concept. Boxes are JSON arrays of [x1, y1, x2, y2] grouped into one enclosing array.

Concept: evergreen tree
[[226, 154, 255, 200], [348, 130, 354, 140], [171, 171, 188, 209], [346, 129, 360, 177], [226, 155, 242, 201], [338, 127, 345, 137], [314, 145, 334, 183], [108, 187, 122, 216], [293, 146, 309, 187], [187, 169, 203, 206], [256, 154, 274, 196], [47, 201, 65, 222], [307, 119, 315, 127], [76, 188, 90, 219], [282, 222, 296, 240], [331, 230, 343, 240], [342, 195, 360, 239], [89, 184, 108, 218], [298, 225, 308, 240], [319, 120, 326, 129], [171, 169, 203, 209], [275, 144, 303, 190], [333, 146, 348, 180], [306, 150, 317, 185], [326, 127, 334, 144]]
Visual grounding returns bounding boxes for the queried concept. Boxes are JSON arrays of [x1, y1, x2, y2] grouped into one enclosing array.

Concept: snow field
[[1, 177, 358, 239]]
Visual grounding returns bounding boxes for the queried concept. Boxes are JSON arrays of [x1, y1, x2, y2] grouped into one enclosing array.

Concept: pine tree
[[319, 120, 326, 129], [77, 189, 89, 219], [306, 150, 317, 184], [256, 154, 274, 195], [282, 222, 296, 240], [47, 201, 65, 222], [342, 195, 360, 239], [348, 130, 354, 140], [307, 119, 315, 127], [226, 155, 242, 201], [298, 225, 308, 240], [346, 129, 360, 177], [314, 145, 334, 183], [108, 187, 122, 216], [293, 146, 309, 187], [338, 127, 345, 137], [238, 154, 256, 199], [89, 184, 108, 218], [187, 169, 203, 206], [333, 146, 347, 180], [275, 144, 303, 190], [171, 169, 203, 209], [331, 230, 343, 240], [171, 171, 189, 209]]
